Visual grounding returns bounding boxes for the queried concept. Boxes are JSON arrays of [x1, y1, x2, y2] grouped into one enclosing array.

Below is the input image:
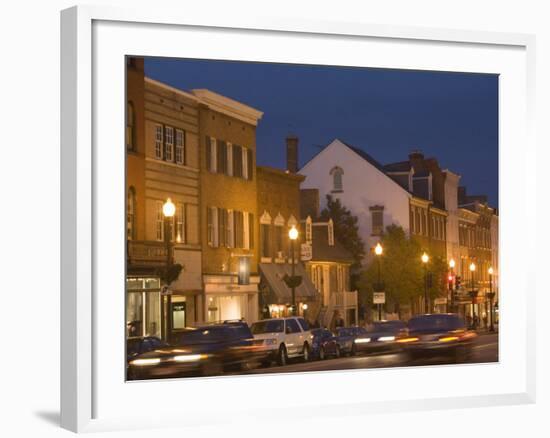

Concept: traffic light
[[455, 276, 461, 289]]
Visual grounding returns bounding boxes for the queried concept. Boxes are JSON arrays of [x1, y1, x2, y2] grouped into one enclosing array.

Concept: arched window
[[126, 101, 135, 151], [330, 166, 344, 192], [127, 187, 136, 240]]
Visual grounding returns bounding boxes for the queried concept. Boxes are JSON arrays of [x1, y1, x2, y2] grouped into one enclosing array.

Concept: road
[[239, 332, 498, 375]]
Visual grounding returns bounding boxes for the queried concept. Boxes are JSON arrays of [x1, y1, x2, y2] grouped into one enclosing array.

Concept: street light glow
[[302, 303, 308, 310], [449, 258, 456, 269], [288, 226, 299, 240], [374, 243, 383, 256], [421, 252, 429, 264], [469, 262, 476, 272], [162, 198, 176, 217], [488, 266, 494, 275]]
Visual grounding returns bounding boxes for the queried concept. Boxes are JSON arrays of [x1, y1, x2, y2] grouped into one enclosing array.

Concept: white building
[[299, 139, 412, 263]]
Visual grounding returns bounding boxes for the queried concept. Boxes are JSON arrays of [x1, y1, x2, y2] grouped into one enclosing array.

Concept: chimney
[[286, 135, 299, 173]]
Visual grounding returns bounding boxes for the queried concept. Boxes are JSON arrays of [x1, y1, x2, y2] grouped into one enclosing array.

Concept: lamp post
[[162, 198, 176, 341], [469, 262, 477, 329], [487, 267, 495, 332], [374, 243, 383, 321], [448, 258, 456, 313], [289, 226, 299, 316], [421, 252, 429, 313]]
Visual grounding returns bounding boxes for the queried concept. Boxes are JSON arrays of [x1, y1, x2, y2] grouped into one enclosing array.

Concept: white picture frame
[[60, 5, 536, 433]]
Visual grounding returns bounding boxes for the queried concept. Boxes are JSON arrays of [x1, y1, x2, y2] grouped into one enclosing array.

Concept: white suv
[[250, 317, 313, 366]]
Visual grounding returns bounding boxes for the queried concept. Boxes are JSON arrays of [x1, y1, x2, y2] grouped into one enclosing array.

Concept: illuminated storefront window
[[126, 277, 161, 337]]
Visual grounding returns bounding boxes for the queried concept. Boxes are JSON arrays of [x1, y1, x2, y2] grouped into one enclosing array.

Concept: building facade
[[197, 89, 263, 324]]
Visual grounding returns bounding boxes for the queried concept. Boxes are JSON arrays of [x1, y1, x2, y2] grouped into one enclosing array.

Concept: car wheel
[[302, 343, 310, 362], [277, 344, 288, 366], [319, 346, 325, 360]]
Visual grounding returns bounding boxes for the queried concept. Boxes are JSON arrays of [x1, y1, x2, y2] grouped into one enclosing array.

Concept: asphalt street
[[240, 332, 499, 375]]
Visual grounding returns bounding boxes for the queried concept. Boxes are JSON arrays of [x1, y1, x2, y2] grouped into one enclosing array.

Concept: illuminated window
[[175, 129, 185, 164], [165, 126, 174, 162]]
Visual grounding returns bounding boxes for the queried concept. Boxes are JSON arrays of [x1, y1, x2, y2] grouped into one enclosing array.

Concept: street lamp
[[289, 225, 299, 316], [374, 243, 383, 321], [487, 266, 495, 332], [448, 258, 456, 313], [421, 252, 429, 313], [162, 198, 176, 341], [469, 262, 477, 329]]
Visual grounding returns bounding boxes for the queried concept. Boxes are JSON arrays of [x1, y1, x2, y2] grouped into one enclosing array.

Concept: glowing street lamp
[[448, 258, 456, 313], [421, 252, 429, 313], [374, 243, 383, 320], [162, 198, 176, 342], [487, 267, 495, 332], [468, 262, 478, 329], [289, 226, 299, 316]]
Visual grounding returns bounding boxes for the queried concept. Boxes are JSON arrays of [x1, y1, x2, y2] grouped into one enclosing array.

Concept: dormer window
[[328, 218, 334, 246], [330, 166, 344, 192]]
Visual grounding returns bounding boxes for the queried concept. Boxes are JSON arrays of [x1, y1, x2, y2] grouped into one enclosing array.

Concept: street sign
[[373, 292, 385, 304], [161, 286, 172, 295], [434, 297, 447, 305], [300, 243, 312, 261]]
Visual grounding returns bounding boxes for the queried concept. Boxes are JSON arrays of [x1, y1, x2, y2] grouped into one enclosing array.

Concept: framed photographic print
[[61, 5, 536, 433]]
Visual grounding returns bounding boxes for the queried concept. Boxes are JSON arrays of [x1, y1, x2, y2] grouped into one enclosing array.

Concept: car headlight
[[354, 337, 371, 344], [173, 354, 207, 362], [378, 336, 395, 342], [130, 358, 161, 366]]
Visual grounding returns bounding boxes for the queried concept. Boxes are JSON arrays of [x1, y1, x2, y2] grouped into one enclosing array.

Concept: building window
[[248, 212, 254, 249], [176, 203, 185, 243], [330, 166, 344, 192], [234, 210, 244, 248], [126, 101, 135, 151], [154, 125, 163, 159], [415, 209, 420, 234], [175, 129, 185, 165], [227, 143, 233, 176], [370, 206, 384, 236], [207, 207, 219, 247], [261, 223, 271, 258], [217, 140, 228, 174], [155, 201, 164, 241], [207, 137, 217, 173], [233, 145, 243, 178], [274, 225, 284, 258], [127, 187, 136, 240], [164, 127, 174, 162], [246, 149, 253, 180]]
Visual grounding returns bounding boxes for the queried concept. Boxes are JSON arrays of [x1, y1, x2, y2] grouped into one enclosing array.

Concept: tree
[[319, 195, 365, 287], [358, 224, 447, 318]]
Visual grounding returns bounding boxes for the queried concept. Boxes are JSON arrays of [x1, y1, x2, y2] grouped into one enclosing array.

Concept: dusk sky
[[145, 57, 498, 207]]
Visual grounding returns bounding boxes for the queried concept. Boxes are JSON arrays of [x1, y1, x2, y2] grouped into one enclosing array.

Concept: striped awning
[[259, 263, 319, 304]]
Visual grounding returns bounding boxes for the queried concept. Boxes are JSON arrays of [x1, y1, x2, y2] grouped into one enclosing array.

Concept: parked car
[[311, 328, 340, 360], [357, 320, 407, 354], [127, 321, 266, 380], [334, 326, 370, 356], [397, 314, 477, 362], [250, 317, 314, 366]]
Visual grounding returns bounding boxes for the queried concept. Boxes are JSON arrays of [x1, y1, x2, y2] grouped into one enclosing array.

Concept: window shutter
[[233, 145, 242, 178], [206, 136, 211, 171], [247, 149, 253, 180], [248, 213, 254, 249], [217, 140, 226, 174], [218, 208, 226, 247], [207, 206, 212, 246]]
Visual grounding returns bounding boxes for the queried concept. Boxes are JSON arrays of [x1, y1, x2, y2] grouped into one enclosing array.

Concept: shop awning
[[259, 263, 319, 304]]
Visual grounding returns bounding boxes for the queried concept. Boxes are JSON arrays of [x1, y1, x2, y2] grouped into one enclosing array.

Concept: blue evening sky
[[145, 57, 498, 207]]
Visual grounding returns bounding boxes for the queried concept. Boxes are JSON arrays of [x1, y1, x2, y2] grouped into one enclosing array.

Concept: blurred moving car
[[334, 326, 370, 356], [356, 320, 407, 354], [127, 321, 266, 380], [311, 328, 340, 360], [397, 314, 477, 361], [126, 336, 166, 379], [250, 317, 313, 366]]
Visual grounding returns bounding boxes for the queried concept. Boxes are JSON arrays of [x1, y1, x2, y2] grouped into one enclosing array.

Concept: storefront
[[203, 274, 260, 324], [126, 276, 162, 338]]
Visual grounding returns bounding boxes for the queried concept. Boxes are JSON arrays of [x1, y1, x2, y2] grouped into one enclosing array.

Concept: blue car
[[334, 326, 370, 356], [311, 328, 340, 360]]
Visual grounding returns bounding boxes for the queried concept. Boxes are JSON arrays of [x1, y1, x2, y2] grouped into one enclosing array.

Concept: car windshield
[[251, 320, 284, 334], [372, 321, 405, 332], [336, 328, 351, 337], [408, 315, 465, 333]]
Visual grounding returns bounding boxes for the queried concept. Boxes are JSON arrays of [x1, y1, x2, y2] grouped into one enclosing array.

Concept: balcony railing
[[331, 290, 358, 309], [127, 240, 168, 266]]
